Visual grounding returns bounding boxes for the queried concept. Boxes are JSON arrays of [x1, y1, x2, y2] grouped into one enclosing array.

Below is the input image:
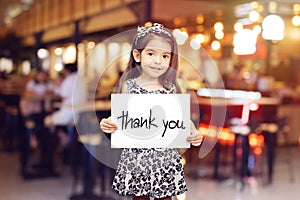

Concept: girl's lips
[[150, 66, 162, 70]]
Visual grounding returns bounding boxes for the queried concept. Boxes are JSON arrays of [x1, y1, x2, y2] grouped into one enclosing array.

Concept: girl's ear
[[132, 49, 141, 62]]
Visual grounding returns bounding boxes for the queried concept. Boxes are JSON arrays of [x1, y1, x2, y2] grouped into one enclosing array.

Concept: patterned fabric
[[126, 79, 176, 94], [112, 79, 188, 198]]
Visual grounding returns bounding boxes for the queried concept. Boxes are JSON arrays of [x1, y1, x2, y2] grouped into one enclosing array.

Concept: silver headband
[[135, 23, 172, 45]]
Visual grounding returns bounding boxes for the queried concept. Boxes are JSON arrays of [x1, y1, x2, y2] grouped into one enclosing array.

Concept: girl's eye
[[147, 52, 154, 56], [162, 54, 170, 59]]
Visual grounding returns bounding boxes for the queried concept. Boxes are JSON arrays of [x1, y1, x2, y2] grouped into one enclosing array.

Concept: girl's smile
[[149, 65, 162, 70]]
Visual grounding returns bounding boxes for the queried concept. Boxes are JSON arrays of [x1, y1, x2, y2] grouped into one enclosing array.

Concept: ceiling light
[[262, 14, 285, 41], [292, 15, 300, 26]]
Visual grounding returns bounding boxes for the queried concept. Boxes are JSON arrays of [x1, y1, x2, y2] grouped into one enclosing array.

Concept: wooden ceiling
[[0, 0, 35, 27], [0, 0, 299, 32]]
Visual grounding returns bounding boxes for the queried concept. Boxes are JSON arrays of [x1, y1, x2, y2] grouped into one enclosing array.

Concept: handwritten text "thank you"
[[116, 109, 186, 137]]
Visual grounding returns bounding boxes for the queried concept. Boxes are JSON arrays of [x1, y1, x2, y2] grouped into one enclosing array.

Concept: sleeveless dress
[[112, 79, 188, 198]]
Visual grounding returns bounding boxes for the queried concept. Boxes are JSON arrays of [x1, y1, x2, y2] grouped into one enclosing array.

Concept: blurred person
[[19, 69, 56, 177], [20, 69, 54, 119], [21, 63, 86, 176], [44, 62, 87, 126], [44, 62, 87, 164], [20, 69, 54, 148]]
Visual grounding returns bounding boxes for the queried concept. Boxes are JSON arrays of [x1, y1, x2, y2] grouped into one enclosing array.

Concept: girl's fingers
[[101, 127, 116, 133], [100, 118, 117, 127], [100, 125, 117, 134], [186, 131, 204, 146], [191, 142, 202, 146], [100, 118, 118, 133], [101, 123, 117, 129]]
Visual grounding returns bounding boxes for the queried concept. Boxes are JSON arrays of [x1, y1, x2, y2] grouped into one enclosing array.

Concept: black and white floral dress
[[112, 79, 188, 198]]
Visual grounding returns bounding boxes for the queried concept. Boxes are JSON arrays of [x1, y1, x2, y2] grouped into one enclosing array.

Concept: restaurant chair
[[69, 111, 116, 200], [229, 118, 252, 186], [3, 94, 20, 152]]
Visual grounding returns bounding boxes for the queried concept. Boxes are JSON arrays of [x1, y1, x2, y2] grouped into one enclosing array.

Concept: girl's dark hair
[[114, 24, 181, 93]]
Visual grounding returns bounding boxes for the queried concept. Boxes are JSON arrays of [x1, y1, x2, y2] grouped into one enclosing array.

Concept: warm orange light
[[214, 22, 224, 32], [253, 25, 262, 35], [249, 134, 258, 147], [268, 1, 277, 13], [215, 31, 224, 40], [211, 40, 221, 51], [227, 133, 236, 145], [258, 135, 264, 144], [197, 124, 219, 138], [181, 157, 187, 166], [292, 15, 300, 26], [218, 128, 235, 145], [144, 22, 152, 27], [234, 22, 243, 32], [249, 134, 264, 147], [294, 4, 300, 13], [198, 124, 236, 144], [249, 10, 260, 22], [253, 147, 263, 155], [196, 14, 204, 24], [198, 123, 208, 136]]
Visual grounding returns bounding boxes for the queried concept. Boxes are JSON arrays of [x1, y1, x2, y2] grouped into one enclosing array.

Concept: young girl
[[100, 23, 203, 200]]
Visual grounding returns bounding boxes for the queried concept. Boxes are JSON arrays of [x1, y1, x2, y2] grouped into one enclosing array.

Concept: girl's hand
[[186, 130, 203, 146], [99, 117, 118, 134]]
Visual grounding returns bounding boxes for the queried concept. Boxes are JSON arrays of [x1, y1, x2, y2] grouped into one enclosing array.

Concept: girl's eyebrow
[[144, 48, 171, 54]]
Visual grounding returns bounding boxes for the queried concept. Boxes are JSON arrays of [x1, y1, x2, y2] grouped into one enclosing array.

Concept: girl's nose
[[154, 55, 162, 64]]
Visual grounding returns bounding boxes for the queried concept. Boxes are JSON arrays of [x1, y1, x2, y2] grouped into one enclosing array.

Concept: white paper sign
[[111, 94, 190, 148]]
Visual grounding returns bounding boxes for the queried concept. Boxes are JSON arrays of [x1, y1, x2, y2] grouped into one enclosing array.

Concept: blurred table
[[196, 95, 280, 183], [55, 100, 111, 112]]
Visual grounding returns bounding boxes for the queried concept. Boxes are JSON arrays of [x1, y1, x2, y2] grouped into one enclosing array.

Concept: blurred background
[[0, 0, 300, 200]]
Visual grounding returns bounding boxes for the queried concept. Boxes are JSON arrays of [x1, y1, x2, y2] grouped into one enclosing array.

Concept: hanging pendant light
[[262, 14, 285, 41]]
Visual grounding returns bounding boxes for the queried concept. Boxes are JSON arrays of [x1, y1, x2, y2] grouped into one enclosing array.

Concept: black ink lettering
[[161, 120, 187, 137], [133, 118, 140, 128], [178, 120, 186, 129], [168, 121, 177, 129], [140, 117, 148, 128], [116, 109, 158, 130], [162, 120, 168, 137], [149, 109, 158, 129], [117, 111, 127, 129], [125, 116, 133, 129]]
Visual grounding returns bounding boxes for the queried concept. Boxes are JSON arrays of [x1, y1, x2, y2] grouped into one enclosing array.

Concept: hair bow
[[135, 23, 172, 45]]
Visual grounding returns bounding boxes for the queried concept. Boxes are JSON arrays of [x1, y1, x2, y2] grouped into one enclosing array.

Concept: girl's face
[[133, 37, 172, 81]]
